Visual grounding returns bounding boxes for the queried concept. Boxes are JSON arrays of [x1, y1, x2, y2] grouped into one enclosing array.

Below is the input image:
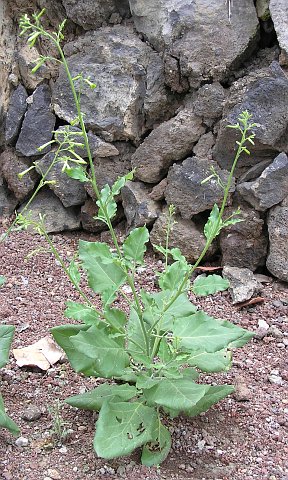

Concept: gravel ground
[[0, 224, 287, 480]]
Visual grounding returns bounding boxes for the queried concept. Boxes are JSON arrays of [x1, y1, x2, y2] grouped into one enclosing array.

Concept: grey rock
[[165, 157, 234, 218], [266, 196, 288, 282], [268, 325, 283, 339], [0, 149, 38, 201], [270, 0, 288, 55], [132, 110, 205, 183], [192, 83, 226, 124], [0, 176, 18, 216], [237, 153, 288, 211], [17, 43, 51, 91], [54, 126, 119, 158], [256, 0, 270, 21], [53, 26, 173, 142], [150, 208, 217, 264], [81, 198, 124, 233], [149, 178, 168, 202], [220, 204, 268, 271], [122, 181, 161, 230], [222, 266, 262, 304], [129, 0, 259, 86], [193, 132, 215, 160], [213, 64, 288, 172], [16, 85, 56, 157], [15, 437, 29, 447], [62, 0, 130, 30], [238, 159, 272, 183], [22, 405, 42, 421], [35, 152, 87, 208], [18, 188, 81, 233], [268, 374, 283, 385], [5, 84, 28, 145]]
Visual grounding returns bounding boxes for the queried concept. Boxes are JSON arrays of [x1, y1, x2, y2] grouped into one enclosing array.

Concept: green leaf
[[104, 308, 126, 332], [186, 385, 235, 417], [158, 260, 190, 291], [66, 383, 137, 411], [51, 324, 101, 376], [123, 226, 149, 266], [79, 240, 125, 296], [96, 185, 117, 223], [64, 301, 100, 326], [0, 275, 6, 287], [173, 311, 253, 353], [187, 349, 232, 373], [111, 171, 134, 196], [143, 378, 208, 411], [141, 418, 171, 466], [0, 394, 20, 436], [94, 400, 157, 459], [68, 260, 81, 287], [192, 274, 229, 296], [71, 325, 130, 378], [65, 166, 88, 182], [0, 325, 15, 369], [127, 307, 151, 358], [204, 204, 221, 240]]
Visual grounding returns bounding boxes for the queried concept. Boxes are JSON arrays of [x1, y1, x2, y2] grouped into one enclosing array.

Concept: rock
[[129, 0, 259, 86], [22, 405, 42, 421], [5, 84, 28, 145], [233, 377, 251, 401], [268, 374, 283, 385], [17, 43, 51, 91], [237, 153, 288, 211], [132, 110, 205, 183], [18, 188, 81, 233], [81, 198, 124, 233], [35, 152, 87, 208], [47, 469, 61, 480], [192, 83, 226, 125], [213, 64, 288, 172], [53, 26, 173, 142], [165, 157, 234, 218], [62, 0, 130, 30], [0, 149, 38, 201], [193, 132, 215, 160], [220, 204, 268, 271], [16, 85, 56, 157], [222, 266, 262, 304], [268, 326, 283, 339], [149, 178, 168, 201], [238, 159, 272, 183], [258, 319, 269, 330], [270, 0, 288, 56], [15, 437, 29, 447], [54, 126, 119, 158], [266, 196, 288, 282], [256, 0, 270, 20], [121, 181, 161, 230], [0, 176, 18, 216], [150, 208, 217, 264]]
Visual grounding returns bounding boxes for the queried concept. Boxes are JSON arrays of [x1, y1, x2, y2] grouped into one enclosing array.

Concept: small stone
[[258, 319, 270, 330], [15, 436, 29, 447], [58, 446, 67, 454], [116, 465, 126, 477], [179, 464, 186, 470], [22, 405, 42, 421], [268, 374, 283, 385], [272, 300, 284, 308], [234, 378, 251, 401], [47, 469, 61, 480], [268, 325, 283, 339], [254, 327, 269, 340]]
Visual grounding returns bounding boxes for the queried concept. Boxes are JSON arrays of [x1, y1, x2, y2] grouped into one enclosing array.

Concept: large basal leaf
[[217, 319, 254, 348], [94, 401, 157, 459], [65, 301, 100, 325], [186, 385, 235, 417], [104, 307, 126, 332], [51, 324, 101, 376], [0, 325, 15, 369], [0, 394, 20, 436], [71, 325, 130, 378], [141, 418, 171, 466], [66, 383, 137, 411], [79, 240, 125, 295], [123, 226, 149, 265], [127, 307, 151, 359], [192, 274, 229, 296], [187, 349, 232, 373], [173, 311, 253, 353], [143, 378, 208, 411]]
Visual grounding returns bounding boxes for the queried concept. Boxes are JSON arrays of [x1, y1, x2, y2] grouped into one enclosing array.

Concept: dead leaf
[[236, 297, 265, 308], [196, 266, 223, 272], [13, 336, 63, 370]]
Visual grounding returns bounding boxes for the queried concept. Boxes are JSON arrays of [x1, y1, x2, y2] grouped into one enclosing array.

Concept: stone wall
[[0, 0, 288, 281]]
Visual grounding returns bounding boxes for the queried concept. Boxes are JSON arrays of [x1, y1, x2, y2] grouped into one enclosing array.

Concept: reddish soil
[[0, 226, 287, 480]]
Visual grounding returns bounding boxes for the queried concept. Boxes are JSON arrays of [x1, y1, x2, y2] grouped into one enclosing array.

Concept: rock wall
[[0, 0, 288, 281]]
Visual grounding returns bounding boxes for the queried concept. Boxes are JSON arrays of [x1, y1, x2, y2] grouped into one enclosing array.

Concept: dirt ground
[[0, 226, 287, 480]]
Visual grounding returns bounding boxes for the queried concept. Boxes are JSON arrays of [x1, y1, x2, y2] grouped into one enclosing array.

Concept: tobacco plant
[[15, 11, 258, 465]]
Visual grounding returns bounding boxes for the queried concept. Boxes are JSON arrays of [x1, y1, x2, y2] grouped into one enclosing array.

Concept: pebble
[[268, 326, 283, 339], [234, 378, 251, 401], [22, 404, 42, 421], [268, 374, 283, 385], [258, 319, 269, 330], [272, 300, 283, 308], [47, 469, 61, 479], [15, 436, 29, 447], [58, 446, 67, 454]]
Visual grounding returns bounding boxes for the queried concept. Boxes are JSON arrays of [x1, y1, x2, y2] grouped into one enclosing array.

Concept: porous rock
[[22, 405, 42, 422], [17, 43, 50, 91], [237, 152, 288, 211], [165, 157, 234, 218], [266, 196, 288, 282], [192, 83, 227, 125], [122, 181, 161, 230], [129, 0, 259, 86], [62, 0, 130, 30], [18, 188, 81, 233], [220, 204, 268, 271], [222, 266, 262, 304], [0, 176, 18, 216], [132, 110, 205, 183], [16, 85, 56, 157], [5, 84, 28, 146], [0, 149, 38, 201], [35, 152, 87, 208], [193, 132, 215, 160], [150, 208, 217, 264], [270, 0, 288, 56], [81, 198, 124, 233]]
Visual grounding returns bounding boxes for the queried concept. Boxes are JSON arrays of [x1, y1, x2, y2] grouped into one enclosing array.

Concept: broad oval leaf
[[186, 385, 234, 417], [123, 226, 149, 266], [94, 401, 157, 459], [192, 274, 229, 296], [0, 394, 20, 436], [66, 383, 137, 411], [158, 261, 190, 292], [65, 301, 100, 325], [187, 349, 232, 373], [141, 419, 171, 467], [0, 325, 15, 369]]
